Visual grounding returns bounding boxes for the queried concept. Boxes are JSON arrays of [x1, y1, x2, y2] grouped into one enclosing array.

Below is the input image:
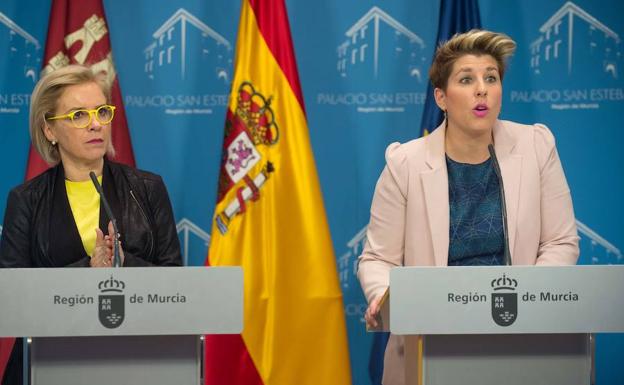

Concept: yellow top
[[65, 175, 101, 257]]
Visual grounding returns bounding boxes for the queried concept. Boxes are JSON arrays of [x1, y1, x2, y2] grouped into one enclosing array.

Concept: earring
[[51, 140, 57, 146]]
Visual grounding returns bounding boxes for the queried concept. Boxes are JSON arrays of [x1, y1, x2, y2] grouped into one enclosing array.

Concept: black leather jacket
[[0, 160, 182, 267]]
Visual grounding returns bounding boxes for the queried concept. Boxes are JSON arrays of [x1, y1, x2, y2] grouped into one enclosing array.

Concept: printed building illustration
[[338, 226, 367, 289], [0, 12, 40, 82], [144, 8, 232, 82], [577, 220, 622, 264], [176, 218, 211, 266], [530, 2, 621, 78], [337, 6, 426, 81]]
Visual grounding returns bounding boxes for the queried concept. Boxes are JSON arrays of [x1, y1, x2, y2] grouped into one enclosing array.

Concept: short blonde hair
[[30, 65, 114, 165], [429, 29, 516, 90]]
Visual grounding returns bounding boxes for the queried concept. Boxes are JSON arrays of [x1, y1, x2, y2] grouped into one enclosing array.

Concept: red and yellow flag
[[24, 0, 135, 180], [204, 1, 352, 384]]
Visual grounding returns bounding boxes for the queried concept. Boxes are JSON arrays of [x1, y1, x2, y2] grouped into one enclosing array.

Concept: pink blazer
[[357, 119, 579, 385]]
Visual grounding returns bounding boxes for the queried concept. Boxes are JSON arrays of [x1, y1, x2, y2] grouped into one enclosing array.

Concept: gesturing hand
[[90, 227, 112, 268], [106, 220, 126, 266], [90, 221, 125, 267]]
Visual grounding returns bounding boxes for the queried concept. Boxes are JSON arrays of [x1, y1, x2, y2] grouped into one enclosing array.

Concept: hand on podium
[[365, 296, 382, 329], [365, 289, 389, 331]]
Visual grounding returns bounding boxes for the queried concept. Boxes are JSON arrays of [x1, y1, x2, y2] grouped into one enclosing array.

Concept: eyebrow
[[456, 66, 499, 75], [60, 104, 107, 114]]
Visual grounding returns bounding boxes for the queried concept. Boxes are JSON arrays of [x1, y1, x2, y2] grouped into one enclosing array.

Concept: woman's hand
[[105, 220, 125, 266], [90, 221, 125, 267], [364, 295, 383, 329], [90, 227, 112, 267]]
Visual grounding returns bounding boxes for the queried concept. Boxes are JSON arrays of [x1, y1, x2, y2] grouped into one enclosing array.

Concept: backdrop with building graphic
[[529, 2, 621, 80], [0, 1, 622, 385]]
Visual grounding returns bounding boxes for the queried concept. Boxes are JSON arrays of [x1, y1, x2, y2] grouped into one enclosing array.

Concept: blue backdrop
[[0, 1, 622, 384]]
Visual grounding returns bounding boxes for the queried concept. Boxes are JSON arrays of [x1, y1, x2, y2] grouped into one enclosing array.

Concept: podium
[[376, 265, 624, 385], [0, 266, 243, 385]]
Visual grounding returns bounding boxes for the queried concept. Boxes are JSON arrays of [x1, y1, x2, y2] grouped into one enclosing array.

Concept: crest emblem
[[215, 81, 279, 234], [98, 276, 125, 329], [491, 274, 518, 327]]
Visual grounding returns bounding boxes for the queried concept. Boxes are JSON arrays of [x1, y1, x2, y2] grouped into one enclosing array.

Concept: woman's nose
[[475, 83, 488, 97], [87, 113, 102, 131]]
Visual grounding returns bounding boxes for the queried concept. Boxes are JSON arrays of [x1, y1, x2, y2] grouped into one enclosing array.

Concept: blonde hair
[[429, 29, 516, 90], [30, 65, 114, 165]]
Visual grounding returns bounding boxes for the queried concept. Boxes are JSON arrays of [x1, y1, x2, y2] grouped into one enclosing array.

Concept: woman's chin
[[74, 152, 106, 167]]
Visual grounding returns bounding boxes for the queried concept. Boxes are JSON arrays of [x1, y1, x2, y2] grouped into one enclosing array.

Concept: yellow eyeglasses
[[47, 105, 116, 129]]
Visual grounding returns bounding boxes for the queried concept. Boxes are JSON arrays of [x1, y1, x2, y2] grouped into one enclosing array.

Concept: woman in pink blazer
[[357, 30, 579, 385]]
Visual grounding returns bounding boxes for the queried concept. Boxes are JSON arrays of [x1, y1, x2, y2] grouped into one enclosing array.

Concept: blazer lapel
[[100, 160, 125, 238], [421, 126, 449, 266], [493, 121, 522, 263], [49, 165, 90, 265]]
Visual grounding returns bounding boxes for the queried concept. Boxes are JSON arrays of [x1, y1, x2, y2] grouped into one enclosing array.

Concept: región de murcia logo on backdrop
[[491, 274, 518, 327], [98, 276, 125, 329]]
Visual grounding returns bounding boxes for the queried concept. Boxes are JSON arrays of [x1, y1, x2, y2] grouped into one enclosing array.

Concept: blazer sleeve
[[0, 189, 33, 268], [357, 143, 408, 303], [123, 176, 182, 267], [533, 124, 579, 265]]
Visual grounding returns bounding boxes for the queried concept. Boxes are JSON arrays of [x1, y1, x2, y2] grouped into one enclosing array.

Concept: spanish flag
[[204, 1, 352, 384]]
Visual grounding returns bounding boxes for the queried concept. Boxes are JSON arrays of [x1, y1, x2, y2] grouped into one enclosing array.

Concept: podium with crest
[[373, 265, 624, 385], [0, 266, 243, 385]]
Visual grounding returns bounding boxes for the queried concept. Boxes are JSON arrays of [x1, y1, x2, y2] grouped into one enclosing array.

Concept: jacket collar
[[492, 120, 522, 261], [100, 159, 124, 237], [421, 119, 522, 265], [45, 160, 126, 265], [424, 119, 517, 168], [421, 122, 449, 266], [48, 164, 90, 265]]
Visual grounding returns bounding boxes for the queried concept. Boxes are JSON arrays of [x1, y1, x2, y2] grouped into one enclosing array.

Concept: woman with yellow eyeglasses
[[0, 64, 182, 384]]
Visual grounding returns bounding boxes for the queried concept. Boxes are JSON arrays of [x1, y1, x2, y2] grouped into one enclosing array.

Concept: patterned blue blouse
[[446, 155, 504, 266]]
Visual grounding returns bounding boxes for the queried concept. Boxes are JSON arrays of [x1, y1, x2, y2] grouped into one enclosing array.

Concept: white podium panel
[[390, 265, 624, 334], [377, 265, 624, 385], [0, 266, 243, 337], [30, 335, 200, 385], [421, 334, 590, 385], [0, 266, 243, 385]]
